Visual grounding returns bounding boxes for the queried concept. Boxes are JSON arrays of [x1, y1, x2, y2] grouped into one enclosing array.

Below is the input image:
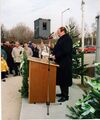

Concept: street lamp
[[81, 0, 85, 51], [96, 15, 100, 64], [61, 8, 70, 26]]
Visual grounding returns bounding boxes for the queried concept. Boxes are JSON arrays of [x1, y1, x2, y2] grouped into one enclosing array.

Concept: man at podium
[[52, 27, 72, 102]]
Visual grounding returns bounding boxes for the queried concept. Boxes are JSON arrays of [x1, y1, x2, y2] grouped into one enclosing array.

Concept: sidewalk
[[20, 84, 84, 119], [1, 76, 22, 120], [1, 76, 84, 120]]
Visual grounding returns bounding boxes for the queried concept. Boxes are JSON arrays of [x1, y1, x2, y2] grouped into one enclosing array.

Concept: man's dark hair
[[59, 27, 67, 34]]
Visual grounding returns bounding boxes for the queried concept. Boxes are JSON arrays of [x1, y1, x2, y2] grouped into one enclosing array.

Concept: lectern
[[28, 57, 58, 103]]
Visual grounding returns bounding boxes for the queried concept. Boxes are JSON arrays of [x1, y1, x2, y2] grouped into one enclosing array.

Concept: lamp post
[[61, 8, 70, 26], [81, 0, 85, 85], [96, 15, 100, 63], [81, 0, 85, 51]]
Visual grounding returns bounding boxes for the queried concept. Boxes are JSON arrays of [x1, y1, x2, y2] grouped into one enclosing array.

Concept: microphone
[[49, 32, 54, 37], [48, 32, 54, 39]]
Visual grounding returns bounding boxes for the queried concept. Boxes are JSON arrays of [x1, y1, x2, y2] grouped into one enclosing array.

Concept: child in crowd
[[1, 54, 9, 82]]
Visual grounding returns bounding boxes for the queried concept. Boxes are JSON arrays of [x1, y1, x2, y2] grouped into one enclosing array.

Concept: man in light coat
[[12, 41, 24, 76]]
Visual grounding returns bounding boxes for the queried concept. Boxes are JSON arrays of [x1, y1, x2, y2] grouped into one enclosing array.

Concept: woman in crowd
[[24, 42, 33, 57]]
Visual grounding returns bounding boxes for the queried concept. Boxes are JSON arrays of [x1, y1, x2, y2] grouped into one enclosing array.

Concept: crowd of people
[[1, 40, 50, 81]]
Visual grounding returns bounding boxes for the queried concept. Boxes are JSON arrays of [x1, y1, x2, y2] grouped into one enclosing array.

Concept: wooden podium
[[28, 57, 58, 103]]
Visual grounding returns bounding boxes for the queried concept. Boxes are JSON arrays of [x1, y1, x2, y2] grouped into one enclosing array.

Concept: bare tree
[[91, 22, 96, 45], [10, 23, 34, 43], [1, 24, 9, 42], [65, 18, 80, 44]]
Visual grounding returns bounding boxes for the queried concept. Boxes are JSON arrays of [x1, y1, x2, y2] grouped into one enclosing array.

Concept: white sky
[[0, 0, 100, 32]]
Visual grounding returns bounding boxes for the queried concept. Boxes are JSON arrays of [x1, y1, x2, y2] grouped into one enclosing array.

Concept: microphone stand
[[46, 38, 62, 116], [46, 43, 50, 115]]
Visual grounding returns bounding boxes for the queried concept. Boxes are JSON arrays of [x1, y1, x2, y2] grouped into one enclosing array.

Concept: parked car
[[79, 45, 96, 53]]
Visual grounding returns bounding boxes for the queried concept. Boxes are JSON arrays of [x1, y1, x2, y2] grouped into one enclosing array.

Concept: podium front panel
[[28, 60, 57, 103]]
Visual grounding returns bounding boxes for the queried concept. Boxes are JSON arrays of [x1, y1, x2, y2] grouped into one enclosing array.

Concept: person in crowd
[[3, 41, 14, 74], [1, 54, 9, 82], [1, 44, 7, 60], [52, 27, 72, 102], [12, 41, 24, 76], [23, 42, 33, 57], [10, 41, 15, 48], [31, 43, 39, 58], [39, 40, 49, 58], [28, 41, 32, 48]]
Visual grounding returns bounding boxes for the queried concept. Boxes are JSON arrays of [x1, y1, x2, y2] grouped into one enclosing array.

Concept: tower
[[34, 18, 51, 39]]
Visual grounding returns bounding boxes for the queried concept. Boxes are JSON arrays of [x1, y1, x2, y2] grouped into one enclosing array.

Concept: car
[[79, 45, 96, 53]]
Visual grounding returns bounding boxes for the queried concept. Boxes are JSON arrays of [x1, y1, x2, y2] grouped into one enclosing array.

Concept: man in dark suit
[[53, 27, 72, 102]]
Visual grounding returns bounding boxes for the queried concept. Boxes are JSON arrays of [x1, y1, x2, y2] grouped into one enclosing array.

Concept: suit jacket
[[53, 34, 72, 86]]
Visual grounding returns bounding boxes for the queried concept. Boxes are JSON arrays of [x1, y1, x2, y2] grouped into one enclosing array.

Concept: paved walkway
[[1, 76, 22, 120], [1, 76, 84, 120]]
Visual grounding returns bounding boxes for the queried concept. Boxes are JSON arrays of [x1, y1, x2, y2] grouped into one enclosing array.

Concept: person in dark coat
[[3, 41, 14, 74], [1, 46, 7, 60], [31, 43, 39, 58], [53, 27, 72, 102]]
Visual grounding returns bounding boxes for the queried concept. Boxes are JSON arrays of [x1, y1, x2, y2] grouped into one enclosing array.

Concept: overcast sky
[[0, 0, 100, 32]]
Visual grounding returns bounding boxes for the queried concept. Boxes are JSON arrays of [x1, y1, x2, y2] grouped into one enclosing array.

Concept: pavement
[[1, 76, 84, 120], [1, 76, 22, 120]]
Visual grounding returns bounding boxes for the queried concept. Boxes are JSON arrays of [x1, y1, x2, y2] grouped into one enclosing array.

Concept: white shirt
[[12, 46, 24, 63], [24, 47, 33, 57]]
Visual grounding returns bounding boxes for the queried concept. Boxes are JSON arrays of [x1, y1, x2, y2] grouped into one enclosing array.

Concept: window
[[43, 22, 47, 30]]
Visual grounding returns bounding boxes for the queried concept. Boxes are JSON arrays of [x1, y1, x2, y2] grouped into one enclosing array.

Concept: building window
[[43, 22, 47, 30]]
